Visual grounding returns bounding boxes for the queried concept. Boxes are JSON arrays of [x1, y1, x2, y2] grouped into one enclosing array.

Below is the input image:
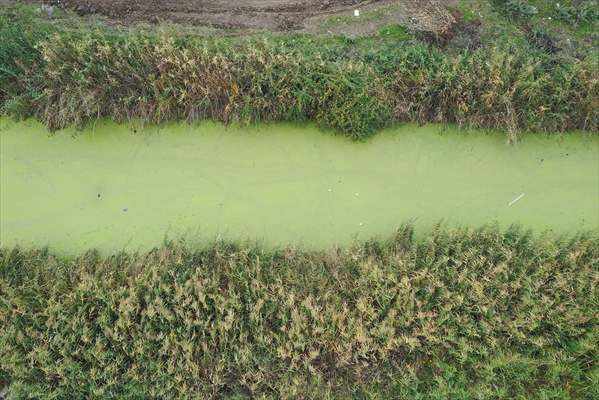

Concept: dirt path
[[22, 0, 457, 36]]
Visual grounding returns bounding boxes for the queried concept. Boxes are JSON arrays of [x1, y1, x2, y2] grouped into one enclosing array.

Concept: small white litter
[[354, 9, 360, 17], [508, 193, 525, 207], [35, 5, 54, 17]]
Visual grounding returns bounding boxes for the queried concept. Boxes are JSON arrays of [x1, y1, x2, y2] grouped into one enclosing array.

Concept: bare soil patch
[[23, 0, 458, 36]]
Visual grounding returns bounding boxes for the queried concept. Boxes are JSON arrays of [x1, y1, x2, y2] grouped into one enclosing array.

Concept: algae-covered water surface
[[1, 118, 597, 253]]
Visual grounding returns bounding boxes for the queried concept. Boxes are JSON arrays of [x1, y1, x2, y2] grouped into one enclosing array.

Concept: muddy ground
[[20, 0, 458, 36]]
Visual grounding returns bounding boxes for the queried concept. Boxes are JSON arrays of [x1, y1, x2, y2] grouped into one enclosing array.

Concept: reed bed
[[1, 225, 598, 398], [1, 9, 597, 139]]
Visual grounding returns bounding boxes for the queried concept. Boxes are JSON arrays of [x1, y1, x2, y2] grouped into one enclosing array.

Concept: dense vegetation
[[1, 225, 598, 399], [1, 5, 597, 140]]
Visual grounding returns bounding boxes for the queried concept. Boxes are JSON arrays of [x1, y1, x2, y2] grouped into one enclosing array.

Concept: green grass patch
[[1, 225, 598, 398], [378, 24, 414, 41], [320, 7, 388, 28]]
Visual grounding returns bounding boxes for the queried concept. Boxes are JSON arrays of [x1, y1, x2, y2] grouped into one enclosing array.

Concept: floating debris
[[509, 193, 525, 207]]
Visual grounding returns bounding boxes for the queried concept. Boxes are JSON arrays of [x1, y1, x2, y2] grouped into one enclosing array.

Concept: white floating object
[[508, 193, 525, 207], [354, 9, 360, 17], [359, 223, 364, 226], [328, 188, 332, 192], [355, 193, 359, 197]]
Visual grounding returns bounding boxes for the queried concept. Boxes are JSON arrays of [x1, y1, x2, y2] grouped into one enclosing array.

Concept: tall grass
[[392, 43, 598, 140], [0, 10, 51, 117], [1, 8, 597, 139], [1, 225, 598, 398]]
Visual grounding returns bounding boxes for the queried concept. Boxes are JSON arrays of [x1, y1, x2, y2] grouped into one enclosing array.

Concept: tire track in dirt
[[22, 0, 457, 35]]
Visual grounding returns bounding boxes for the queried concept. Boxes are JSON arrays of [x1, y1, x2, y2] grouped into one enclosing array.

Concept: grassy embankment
[[1, 226, 598, 399], [1, 3, 597, 140]]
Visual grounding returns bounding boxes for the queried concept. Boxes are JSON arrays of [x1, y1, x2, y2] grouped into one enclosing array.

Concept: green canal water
[[1, 118, 597, 254]]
